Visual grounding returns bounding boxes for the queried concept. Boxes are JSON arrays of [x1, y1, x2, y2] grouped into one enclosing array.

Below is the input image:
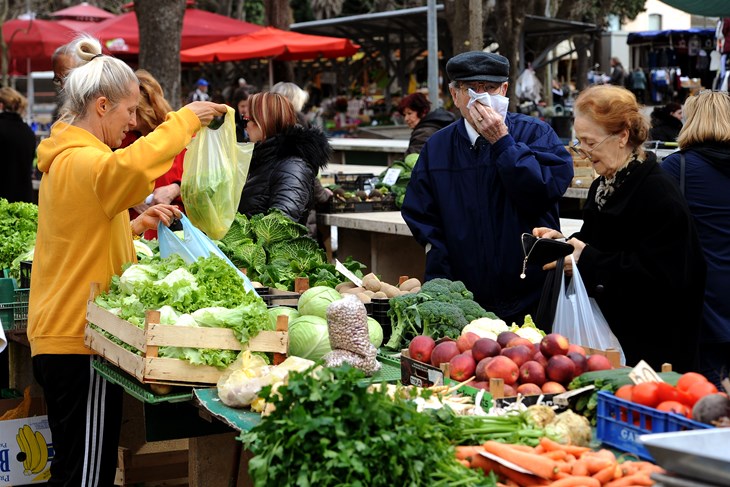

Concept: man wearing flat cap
[[402, 51, 573, 327]]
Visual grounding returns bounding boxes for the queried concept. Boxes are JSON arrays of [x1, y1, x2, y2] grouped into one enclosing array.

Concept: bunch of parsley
[[240, 365, 496, 486]]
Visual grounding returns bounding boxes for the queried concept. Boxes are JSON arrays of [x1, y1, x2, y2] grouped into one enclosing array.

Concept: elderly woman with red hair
[[397, 92, 456, 156]]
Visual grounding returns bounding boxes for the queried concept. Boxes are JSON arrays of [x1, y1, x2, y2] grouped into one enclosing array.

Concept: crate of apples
[[409, 331, 614, 397]]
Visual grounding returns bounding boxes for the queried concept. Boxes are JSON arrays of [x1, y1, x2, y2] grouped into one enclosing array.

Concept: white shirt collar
[[464, 118, 480, 146]]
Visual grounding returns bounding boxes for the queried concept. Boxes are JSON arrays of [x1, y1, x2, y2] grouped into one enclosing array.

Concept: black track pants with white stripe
[[33, 355, 123, 486]]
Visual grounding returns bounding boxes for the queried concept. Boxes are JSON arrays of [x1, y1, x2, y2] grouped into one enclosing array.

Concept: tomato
[[656, 400, 691, 417], [686, 380, 719, 405], [676, 372, 709, 392], [631, 382, 661, 408], [656, 382, 690, 404], [615, 384, 634, 402]]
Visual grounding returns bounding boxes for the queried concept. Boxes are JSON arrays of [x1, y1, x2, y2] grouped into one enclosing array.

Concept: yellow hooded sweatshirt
[[28, 108, 200, 356]]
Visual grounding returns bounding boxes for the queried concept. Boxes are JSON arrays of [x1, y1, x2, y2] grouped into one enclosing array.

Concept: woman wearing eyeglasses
[[533, 84, 706, 373], [661, 91, 730, 387], [237, 92, 331, 224]]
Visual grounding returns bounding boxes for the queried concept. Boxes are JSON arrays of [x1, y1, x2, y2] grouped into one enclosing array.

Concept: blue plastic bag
[[157, 214, 256, 293]]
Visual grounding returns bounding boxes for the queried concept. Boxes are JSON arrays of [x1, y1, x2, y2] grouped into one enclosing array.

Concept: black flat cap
[[446, 51, 510, 83]]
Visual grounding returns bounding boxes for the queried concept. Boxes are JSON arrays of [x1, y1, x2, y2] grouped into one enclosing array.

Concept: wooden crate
[[115, 439, 189, 486], [85, 283, 288, 387]]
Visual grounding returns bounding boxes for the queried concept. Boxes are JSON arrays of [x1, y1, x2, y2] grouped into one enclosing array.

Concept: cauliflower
[[462, 317, 508, 339]]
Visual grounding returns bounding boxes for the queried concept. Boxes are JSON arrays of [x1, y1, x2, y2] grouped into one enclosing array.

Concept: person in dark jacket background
[[535, 84, 705, 373], [401, 51, 573, 326], [238, 92, 331, 225], [397, 92, 457, 156], [662, 91, 730, 386], [649, 102, 683, 142], [0, 87, 36, 203]]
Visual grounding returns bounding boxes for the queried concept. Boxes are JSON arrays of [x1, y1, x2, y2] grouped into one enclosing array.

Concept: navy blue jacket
[[401, 114, 573, 320], [663, 144, 730, 344]]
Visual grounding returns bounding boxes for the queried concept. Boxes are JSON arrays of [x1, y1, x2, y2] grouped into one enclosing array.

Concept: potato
[[336, 281, 358, 293], [379, 283, 401, 298], [357, 292, 372, 304], [362, 290, 375, 297], [371, 291, 388, 299], [361, 273, 381, 292], [399, 277, 422, 292], [408, 286, 421, 294], [342, 286, 366, 295], [250, 281, 263, 288]]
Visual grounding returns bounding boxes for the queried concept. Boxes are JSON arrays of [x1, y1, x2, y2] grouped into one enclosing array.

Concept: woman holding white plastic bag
[[533, 84, 705, 373]]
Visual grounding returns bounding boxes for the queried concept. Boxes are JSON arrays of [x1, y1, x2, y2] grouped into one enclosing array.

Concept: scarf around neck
[[594, 152, 643, 210]]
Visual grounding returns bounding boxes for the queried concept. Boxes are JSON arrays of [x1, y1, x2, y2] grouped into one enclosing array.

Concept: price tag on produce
[[334, 259, 363, 287], [382, 167, 401, 186], [629, 360, 664, 384]]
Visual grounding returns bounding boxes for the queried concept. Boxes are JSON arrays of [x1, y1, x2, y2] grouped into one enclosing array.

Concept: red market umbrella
[[83, 8, 263, 56], [179, 26, 361, 63], [1, 18, 78, 73], [50, 3, 116, 21]]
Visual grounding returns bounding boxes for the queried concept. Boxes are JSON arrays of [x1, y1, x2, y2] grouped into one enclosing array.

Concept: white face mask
[[466, 88, 510, 119]]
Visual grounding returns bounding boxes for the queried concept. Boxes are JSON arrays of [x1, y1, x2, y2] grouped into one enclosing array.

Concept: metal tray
[[639, 428, 730, 486]]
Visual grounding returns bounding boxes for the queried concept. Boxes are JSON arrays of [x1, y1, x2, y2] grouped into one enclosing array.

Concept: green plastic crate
[[92, 360, 193, 404]]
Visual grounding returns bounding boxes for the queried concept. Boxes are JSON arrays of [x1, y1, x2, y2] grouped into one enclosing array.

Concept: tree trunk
[[494, 0, 533, 109], [264, 0, 294, 85], [444, 0, 483, 57], [136, 0, 186, 108]]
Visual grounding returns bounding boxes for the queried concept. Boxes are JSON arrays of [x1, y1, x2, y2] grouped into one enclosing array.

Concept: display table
[[328, 138, 408, 166], [318, 211, 582, 284]]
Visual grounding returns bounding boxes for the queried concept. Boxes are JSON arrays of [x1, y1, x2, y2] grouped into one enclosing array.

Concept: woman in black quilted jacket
[[237, 92, 332, 225]]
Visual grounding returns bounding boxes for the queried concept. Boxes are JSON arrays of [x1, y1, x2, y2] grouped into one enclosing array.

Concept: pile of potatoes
[[335, 273, 421, 304]]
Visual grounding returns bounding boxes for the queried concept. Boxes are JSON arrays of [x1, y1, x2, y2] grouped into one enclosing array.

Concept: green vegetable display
[[375, 152, 419, 209], [287, 315, 331, 361], [217, 209, 365, 290], [0, 198, 38, 278], [240, 365, 496, 487], [385, 278, 496, 350], [297, 286, 342, 319]]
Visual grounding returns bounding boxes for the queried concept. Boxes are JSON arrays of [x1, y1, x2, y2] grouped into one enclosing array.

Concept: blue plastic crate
[[596, 390, 711, 461]]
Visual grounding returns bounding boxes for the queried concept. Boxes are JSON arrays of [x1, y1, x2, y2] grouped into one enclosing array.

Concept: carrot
[[483, 440, 560, 480], [470, 454, 500, 475], [604, 473, 654, 487], [504, 480, 520, 487], [570, 460, 589, 477], [542, 450, 568, 461], [534, 444, 546, 454], [564, 453, 578, 465], [582, 454, 616, 474], [539, 437, 592, 457], [592, 464, 617, 484], [457, 458, 471, 468], [613, 463, 624, 480], [455, 445, 485, 462], [556, 461, 573, 473], [510, 443, 539, 452], [496, 465, 550, 487], [548, 475, 601, 487]]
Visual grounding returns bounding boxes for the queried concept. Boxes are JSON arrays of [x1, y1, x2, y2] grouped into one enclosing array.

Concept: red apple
[[500, 344, 533, 367], [430, 340, 460, 367], [456, 332, 480, 353], [567, 351, 588, 376], [546, 354, 576, 384], [542, 381, 567, 394], [497, 331, 520, 348], [485, 355, 520, 385], [519, 360, 547, 386], [471, 338, 502, 362], [475, 357, 494, 381], [502, 383, 517, 397], [516, 382, 543, 396], [586, 354, 613, 371], [408, 335, 436, 363], [568, 343, 587, 357], [505, 337, 536, 354], [532, 350, 549, 368], [471, 380, 490, 390], [449, 353, 476, 381], [540, 333, 570, 357]]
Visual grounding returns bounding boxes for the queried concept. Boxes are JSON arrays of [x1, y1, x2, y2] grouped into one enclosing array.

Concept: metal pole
[[427, 0, 439, 110]]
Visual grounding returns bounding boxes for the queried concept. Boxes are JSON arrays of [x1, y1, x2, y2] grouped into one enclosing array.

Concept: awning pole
[[427, 0, 439, 110]]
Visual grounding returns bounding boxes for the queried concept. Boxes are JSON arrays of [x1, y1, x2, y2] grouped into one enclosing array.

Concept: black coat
[[405, 108, 457, 156], [0, 111, 35, 203], [238, 125, 331, 224], [573, 152, 706, 372], [650, 110, 683, 142]]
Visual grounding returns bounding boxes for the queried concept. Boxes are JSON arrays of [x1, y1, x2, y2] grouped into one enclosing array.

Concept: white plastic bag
[[181, 106, 253, 239], [553, 255, 625, 365]]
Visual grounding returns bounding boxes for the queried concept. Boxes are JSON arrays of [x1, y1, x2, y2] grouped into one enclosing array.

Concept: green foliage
[[240, 365, 496, 487], [0, 199, 38, 277], [249, 209, 307, 247]]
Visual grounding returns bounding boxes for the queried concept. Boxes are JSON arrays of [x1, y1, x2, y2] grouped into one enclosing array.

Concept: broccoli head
[[414, 300, 468, 340], [454, 299, 489, 323], [420, 278, 474, 301]]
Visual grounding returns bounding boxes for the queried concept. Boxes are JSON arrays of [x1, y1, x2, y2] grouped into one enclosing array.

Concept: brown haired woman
[[0, 87, 35, 202], [123, 69, 186, 237], [397, 92, 456, 156], [237, 92, 332, 224]]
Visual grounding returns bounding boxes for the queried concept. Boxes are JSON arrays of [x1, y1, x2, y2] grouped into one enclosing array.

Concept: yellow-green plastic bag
[[182, 106, 253, 239]]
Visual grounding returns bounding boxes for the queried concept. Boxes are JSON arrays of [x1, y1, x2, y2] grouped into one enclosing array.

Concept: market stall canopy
[[179, 26, 360, 63], [51, 2, 117, 32], [1, 18, 77, 73], [652, 0, 730, 17], [83, 7, 263, 56], [627, 28, 716, 45]]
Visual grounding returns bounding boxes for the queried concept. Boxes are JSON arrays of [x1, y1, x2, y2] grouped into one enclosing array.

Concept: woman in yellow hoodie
[[27, 34, 227, 486]]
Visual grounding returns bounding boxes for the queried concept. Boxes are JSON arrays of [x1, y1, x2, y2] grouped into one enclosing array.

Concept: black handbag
[[520, 233, 574, 279]]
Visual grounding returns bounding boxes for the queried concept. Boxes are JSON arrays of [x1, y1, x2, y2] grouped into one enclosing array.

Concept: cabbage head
[[367, 317, 384, 348], [297, 286, 342, 319], [268, 306, 300, 329], [288, 315, 331, 361]]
